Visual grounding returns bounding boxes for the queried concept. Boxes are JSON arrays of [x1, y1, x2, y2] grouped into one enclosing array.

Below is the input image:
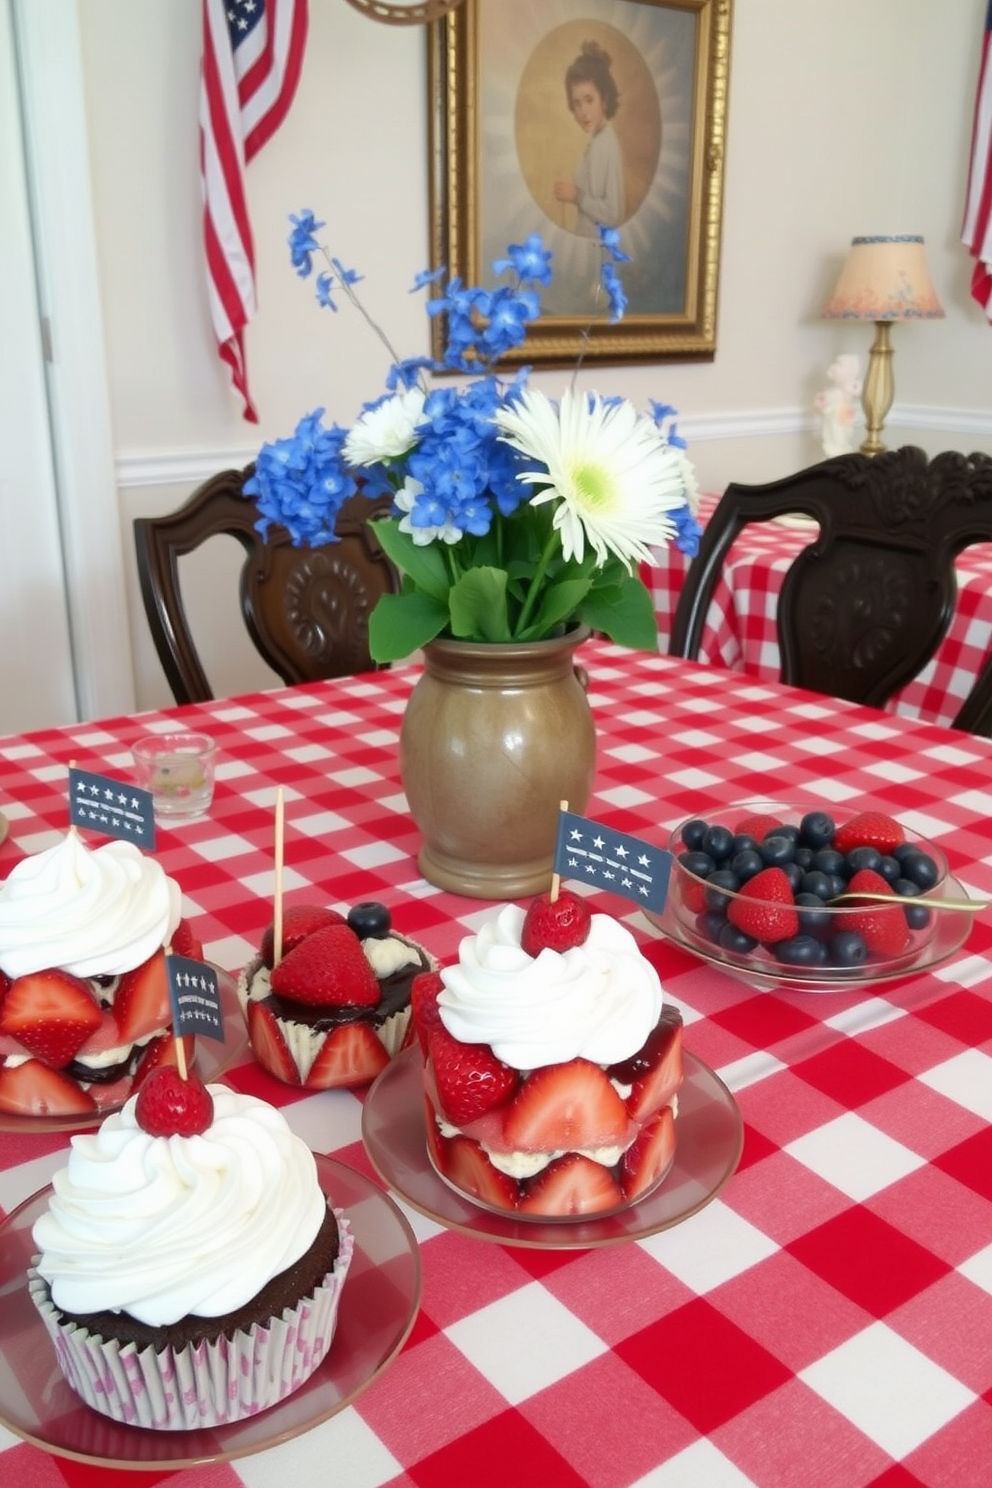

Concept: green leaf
[[516, 577, 592, 641], [449, 567, 510, 641], [579, 572, 660, 652], [368, 592, 449, 662], [371, 520, 450, 604]]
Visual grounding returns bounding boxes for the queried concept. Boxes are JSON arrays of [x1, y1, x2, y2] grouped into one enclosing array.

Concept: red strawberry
[[246, 1001, 300, 1085], [429, 1025, 520, 1125], [501, 1059, 630, 1153], [621, 1105, 677, 1202], [410, 970, 445, 1057], [437, 1135, 518, 1212], [0, 1059, 96, 1117], [726, 866, 798, 944], [609, 1007, 684, 1123], [132, 1032, 195, 1089], [519, 1153, 624, 1216], [270, 924, 379, 1007], [75, 1010, 128, 1059], [90, 1075, 136, 1112], [305, 1023, 389, 1089], [678, 866, 707, 914], [135, 1065, 214, 1136], [170, 918, 204, 961], [423, 1094, 449, 1171], [520, 890, 592, 956], [841, 868, 910, 957], [0, 969, 102, 1068], [114, 952, 172, 1044], [261, 905, 347, 969], [833, 811, 904, 856], [732, 812, 783, 842]]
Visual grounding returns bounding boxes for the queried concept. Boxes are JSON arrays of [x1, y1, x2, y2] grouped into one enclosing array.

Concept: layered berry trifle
[[413, 890, 684, 1218], [28, 1065, 353, 1429], [238, 900, 435, 1089], [0, 833, 201, 1117]]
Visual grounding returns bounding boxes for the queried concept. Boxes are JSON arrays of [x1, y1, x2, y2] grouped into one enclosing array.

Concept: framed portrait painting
[[428, 0, 732, 368]]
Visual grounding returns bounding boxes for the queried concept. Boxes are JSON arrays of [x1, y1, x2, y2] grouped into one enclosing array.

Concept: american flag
[[553, 810, 672, 913], [200, 0, 309, 421], [963, 0, 992, 320], [167, 955, 226, 1042], [69, 767, 156, 849]]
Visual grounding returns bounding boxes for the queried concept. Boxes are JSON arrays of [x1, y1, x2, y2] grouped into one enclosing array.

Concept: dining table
[[647, 492, 992, 729], [1, 640, 992, 1488]]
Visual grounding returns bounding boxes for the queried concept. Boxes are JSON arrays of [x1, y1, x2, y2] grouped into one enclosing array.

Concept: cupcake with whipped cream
[[413, 889, 684, 1217], [28, 1068, 353, 1429], [0, 833, 199, 1118]]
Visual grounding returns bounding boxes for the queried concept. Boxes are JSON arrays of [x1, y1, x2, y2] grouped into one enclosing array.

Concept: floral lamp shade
[[821, 235, 945, 320]]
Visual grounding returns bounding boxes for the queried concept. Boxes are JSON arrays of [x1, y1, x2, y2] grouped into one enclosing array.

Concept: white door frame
[[12, 0, 136, 722]]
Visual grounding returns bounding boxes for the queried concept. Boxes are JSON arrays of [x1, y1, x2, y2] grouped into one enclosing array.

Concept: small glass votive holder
[[132, 732, 217, 821]]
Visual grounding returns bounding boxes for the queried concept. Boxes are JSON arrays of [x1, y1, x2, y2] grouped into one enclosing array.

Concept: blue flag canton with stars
[[167, 955, 225, 1044], [69, 767, 156, 849], [226, 0, 265, 49], [553, 811, 672, 912]]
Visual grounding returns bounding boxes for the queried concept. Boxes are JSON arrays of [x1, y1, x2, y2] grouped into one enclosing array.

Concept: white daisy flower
[[494, 387, 689, 569], [343, 386, 426, 467], [395, 480, 463, 546]]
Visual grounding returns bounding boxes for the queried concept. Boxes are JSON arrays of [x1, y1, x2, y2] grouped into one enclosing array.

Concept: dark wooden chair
[[669, 446, 992, 734], [134, 466, 401, 705]]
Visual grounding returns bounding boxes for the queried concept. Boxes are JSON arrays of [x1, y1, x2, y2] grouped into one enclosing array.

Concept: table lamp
[[822, 235, 944, 456]]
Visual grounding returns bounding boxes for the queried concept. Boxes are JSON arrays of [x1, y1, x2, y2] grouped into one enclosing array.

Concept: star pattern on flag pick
[[554, 811, 671, 911], [68, 768, 156, 847]]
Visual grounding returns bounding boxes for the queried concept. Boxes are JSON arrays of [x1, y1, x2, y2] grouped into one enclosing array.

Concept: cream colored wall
[[74, 0, 992, 710]]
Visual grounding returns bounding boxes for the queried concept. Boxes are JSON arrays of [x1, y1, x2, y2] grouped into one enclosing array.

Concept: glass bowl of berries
[[649, 800, 975, 989]]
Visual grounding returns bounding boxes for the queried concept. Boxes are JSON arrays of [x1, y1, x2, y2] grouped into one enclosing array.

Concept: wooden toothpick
[[273, 788, 285, 967]]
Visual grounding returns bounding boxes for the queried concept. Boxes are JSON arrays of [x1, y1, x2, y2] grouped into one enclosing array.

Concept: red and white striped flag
[[963, 0, 992, 321], [199, 0, 309, 422]]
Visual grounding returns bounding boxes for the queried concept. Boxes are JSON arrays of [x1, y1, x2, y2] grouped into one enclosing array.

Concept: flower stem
[[324, 250, 425, 389], [515, 529, 560, 636]]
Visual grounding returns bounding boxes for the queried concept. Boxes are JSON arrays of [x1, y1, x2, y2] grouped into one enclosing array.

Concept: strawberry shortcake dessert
[[0, 832, 199, 1118], [413, 889, 684, 1217]]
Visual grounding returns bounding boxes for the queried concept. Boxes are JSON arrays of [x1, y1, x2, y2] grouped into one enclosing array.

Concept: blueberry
[[795, 891, 831, 933], [891, 842, 919, 865], [702, 824, 735, 863], [775, 935, 827, 967], [830, 929, 869, 967], [827, 874, 848, 900], [812, 848, 845, 878], [876, 855, 901, 884], [846, 845, 882, 875], [782, 861, 804, 893], [704, 869, 740, 911], [799, 811, 835, 849], [794, 846, 815, 871], [730, 848, 764, 882], [719, 922, 758, 955], [759, 834, 796, 867], [897, 850, 940, 891], [680, 818, 709, 851], [696, 911, 727, 944], [679, 850, 715, 880], [904, 902, 932, 931], [800, 869, 833, 901], [730, 833, 761, 856], [347, 901, 392, 939]]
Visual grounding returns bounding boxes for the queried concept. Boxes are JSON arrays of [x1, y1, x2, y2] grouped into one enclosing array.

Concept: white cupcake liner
[[28, 1212, 354, 1431]]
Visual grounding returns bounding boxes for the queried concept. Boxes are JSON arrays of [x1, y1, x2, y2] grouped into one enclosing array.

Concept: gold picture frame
[[428, 0, 732, 368]]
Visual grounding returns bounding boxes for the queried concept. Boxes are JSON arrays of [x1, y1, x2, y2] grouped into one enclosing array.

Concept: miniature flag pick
[[166, 954, 225, 1051], [553, 809, 672, 913], [68, 766, 156, 850]]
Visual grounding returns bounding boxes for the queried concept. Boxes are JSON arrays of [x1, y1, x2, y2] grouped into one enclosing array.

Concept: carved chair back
[[134, 466, 400, 705], [669, 447, 992, 734]]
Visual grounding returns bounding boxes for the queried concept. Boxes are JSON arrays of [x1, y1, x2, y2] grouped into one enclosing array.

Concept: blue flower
[[288, 211, 325, 278], [597, 225, 631, 264], [600, 261, 628, 324], [492, 233, 554, 287]]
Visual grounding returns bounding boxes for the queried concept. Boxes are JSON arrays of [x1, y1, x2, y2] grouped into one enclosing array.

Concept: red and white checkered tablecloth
[[2, 643, 992, 1488], [649, 494, 992, 729]]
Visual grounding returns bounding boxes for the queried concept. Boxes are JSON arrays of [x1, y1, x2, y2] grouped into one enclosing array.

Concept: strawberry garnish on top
[[520, 889, 592, 957], [0, 969, 102, 1068], [726, 866, 798, 945], [269, 923, 379, 1007], [260, 905, 346, 969], [135, 1065, 214, 1137], [841, 868, 910, 957], [429, 1024, 519, 1125], [833, 811, 904, 856]]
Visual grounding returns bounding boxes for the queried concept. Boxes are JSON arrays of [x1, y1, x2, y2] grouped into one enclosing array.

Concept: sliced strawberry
[[132, 1032, 195, 1089], [428, 1025, 520, 1126], [270, 924, 379, 1007], [520, 1153, 624, 1216], [424, 1093, 449, 1172], [726, 866, 798, 944], [841, 868, 910, 957], [520, 890, 592, 956], [621, 1105, 677, 1202], [113, 952, 172, 1044], [833, 811, 904, 856], [305, 1023, 389, 1089], [0, 1059, 96, 1117], [410, 970, 445, 1057], [732, 813, 783, 842], [170, 918, 204, 961], [75, 1010, 129, 1059], [437, 1134, 518, 1212], [0, 969, 102, 1068], [246, 1002, 300, 1085], [261, 905, 347, 969], [610, 1007, 684, 1123], [501, 1059, 630, 1154]]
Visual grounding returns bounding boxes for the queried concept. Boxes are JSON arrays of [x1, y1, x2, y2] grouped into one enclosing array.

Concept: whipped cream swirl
[[0, 833, 181, 979], [32, 1085, 327, 1326], [438, 905, 663, 1069]]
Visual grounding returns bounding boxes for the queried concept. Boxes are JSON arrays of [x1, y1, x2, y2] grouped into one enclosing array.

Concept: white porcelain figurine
[[814, 353, 862, 457]]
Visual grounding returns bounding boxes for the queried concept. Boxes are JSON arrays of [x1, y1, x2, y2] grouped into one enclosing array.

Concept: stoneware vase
[[400, 627, 596, 899]]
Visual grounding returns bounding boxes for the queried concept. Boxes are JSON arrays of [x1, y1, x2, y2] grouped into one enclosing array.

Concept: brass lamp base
[[860, 321, 894, 457]]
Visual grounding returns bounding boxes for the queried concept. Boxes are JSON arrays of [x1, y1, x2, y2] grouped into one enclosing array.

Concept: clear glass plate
[[0, 1155, 421, 1469], [362, 1045, 744, 1250]]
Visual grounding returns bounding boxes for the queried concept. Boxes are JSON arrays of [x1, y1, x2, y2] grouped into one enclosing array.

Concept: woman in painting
[[553, 41, 626, 240]]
